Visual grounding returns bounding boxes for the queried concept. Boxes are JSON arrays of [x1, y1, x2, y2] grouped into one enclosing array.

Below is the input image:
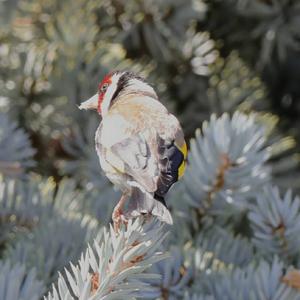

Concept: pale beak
[[78, 94, 98, 110]]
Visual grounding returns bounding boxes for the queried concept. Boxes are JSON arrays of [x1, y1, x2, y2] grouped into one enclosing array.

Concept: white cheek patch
[[101, 73, 123, 115], [101, 73, 157, 115]]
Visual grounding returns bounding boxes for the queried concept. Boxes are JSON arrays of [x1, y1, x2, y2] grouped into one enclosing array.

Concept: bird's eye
[[100, 83, 109, 93]]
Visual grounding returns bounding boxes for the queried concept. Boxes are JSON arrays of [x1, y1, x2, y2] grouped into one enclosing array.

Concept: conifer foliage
[[1, 0, 300, 299]]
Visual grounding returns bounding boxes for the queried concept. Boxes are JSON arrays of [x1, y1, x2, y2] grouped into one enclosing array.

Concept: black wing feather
[[155, 137, 184, 200]]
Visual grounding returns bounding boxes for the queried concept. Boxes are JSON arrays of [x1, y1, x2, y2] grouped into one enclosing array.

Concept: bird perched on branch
[[79, 71, 187, 230]]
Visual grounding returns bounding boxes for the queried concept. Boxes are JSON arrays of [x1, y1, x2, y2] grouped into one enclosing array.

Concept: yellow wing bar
[[178, 141, 187, 178]]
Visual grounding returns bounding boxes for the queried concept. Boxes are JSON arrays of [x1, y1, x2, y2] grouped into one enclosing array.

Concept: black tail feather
[[154, 193, 167, 207]]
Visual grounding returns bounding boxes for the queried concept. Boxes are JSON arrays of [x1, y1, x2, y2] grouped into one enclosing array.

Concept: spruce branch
[[249, 185, 300, 258], [0, 261, 44, 300], [204, 0, 300, 67], [7, 216, 98, 286], [204, 257, 300, 299], [196, 226, 254, 267], [45, 217, 168, 300], [144, 246, 195, 299], [183, 28, 219, 76], [183, 112, 270, 218], [235, 0, 300, 64], [114, 0, 206, 63], [208, 51, 268, 114], [208, 52, 300, 191], [0, 177, 47, 248], [0, 113, 35, 177], [183, 294, 214, 300], [0, 177, 83, 239], [1, 176, 99, 285]]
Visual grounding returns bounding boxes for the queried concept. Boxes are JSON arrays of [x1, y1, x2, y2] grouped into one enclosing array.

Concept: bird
[[79, 71, 187, 230]]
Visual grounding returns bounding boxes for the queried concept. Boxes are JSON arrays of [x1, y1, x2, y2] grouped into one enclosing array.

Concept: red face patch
[[97, 73, 112, 114]]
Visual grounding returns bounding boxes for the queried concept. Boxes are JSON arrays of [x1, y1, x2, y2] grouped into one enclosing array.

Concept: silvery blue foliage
[[183, 29, 218, 76], [249, 185, 300, 257], [0, 177, 93, 232], [183, 112, 270, 213], [7, 216, 98, 285], [235, 0, 300, 63], [0, 177, 52, 247], [196, 226, 254, 267], [0, 113, 35, 176], [79, 186, 120, 224], [0, 176, 100, 286], [1, 105, 299, 300], [2, 0, 300, 298], [0, 177, 47, 223], [0, 261, 44, 300], [204, 257, 299, 300], [144, 246, 195, 299], [45, 217, 168, 300], [120, 0, 207, 63], [184, 294, 214, 300]]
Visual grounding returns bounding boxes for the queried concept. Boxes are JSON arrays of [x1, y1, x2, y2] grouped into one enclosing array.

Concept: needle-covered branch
[[0, 113, 35, 177], [45, 217, 168, 300], [249, 185, 300, 257], [0, 261, 44, 300], [183, 112, 270, 215]]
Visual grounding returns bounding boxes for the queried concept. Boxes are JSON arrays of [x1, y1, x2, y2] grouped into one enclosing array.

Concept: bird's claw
[[112, 209, 128, 232]]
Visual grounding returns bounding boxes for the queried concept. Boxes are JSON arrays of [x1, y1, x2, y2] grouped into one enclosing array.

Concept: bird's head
[[79, 71, 157, 116]]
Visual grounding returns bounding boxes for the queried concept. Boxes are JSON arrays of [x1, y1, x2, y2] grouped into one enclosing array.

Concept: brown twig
[[0, 161, 23, 176], [198, 153, 235, 217], [91, 272, 100, 294], [89, 236, 146, 295], [269, 220, 288, 253], [282, 269, 300, 290]]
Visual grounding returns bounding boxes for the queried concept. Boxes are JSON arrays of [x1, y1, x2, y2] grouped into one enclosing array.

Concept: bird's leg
[[112, 193, 129, 232]]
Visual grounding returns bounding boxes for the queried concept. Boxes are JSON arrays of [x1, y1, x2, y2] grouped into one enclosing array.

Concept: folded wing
[[110, 133, 159, 193], [109, 131, 186, 198]]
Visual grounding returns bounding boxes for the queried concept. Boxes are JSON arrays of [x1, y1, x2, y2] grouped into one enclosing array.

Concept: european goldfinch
[[79, 71, 187, 229]]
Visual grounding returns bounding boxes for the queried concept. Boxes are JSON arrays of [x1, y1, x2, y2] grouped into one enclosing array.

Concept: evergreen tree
[[1, 0, 300, 299]]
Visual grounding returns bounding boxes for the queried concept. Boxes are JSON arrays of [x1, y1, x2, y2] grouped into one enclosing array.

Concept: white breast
[[100, 114, 132, 148], [95, 119, 131, 192]]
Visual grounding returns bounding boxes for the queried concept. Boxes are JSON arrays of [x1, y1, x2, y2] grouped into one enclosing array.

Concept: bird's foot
[[112, 208, 128, 233]]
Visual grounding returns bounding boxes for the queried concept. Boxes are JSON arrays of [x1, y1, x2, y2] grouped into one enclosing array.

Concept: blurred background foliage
[[1, 0, 300, 299], [1, 0, 300, 183]]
